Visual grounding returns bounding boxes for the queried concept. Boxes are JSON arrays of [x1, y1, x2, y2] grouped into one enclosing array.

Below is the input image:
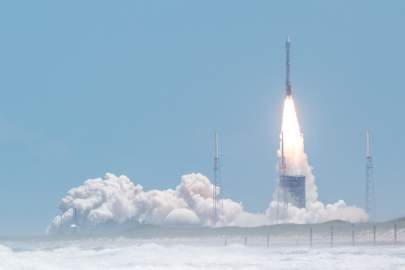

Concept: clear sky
[[0, 1, 404, 235]]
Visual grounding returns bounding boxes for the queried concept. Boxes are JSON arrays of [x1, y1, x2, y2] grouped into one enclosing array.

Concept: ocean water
[[0, 238, 404, 270]]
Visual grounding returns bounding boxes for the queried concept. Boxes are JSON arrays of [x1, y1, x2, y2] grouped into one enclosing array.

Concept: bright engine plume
[[281, 96, 305, 176]]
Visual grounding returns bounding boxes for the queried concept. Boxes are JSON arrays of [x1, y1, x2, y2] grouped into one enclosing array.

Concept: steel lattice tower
[[212, 132, 222, 223], [365, 130, 376, 221]]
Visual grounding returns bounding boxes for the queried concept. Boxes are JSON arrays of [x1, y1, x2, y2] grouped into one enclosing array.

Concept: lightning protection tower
[[212, 132, 222, 223], [365, 130, 376, 221]]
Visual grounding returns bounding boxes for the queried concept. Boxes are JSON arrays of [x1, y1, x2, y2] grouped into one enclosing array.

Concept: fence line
[[222, 223, 403, 247]]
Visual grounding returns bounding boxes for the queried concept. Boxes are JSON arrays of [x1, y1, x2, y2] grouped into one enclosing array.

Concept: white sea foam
[[0, 239, 404, 270]]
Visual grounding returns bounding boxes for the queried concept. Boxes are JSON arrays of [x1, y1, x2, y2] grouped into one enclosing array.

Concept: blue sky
[[0, 1, 404, 235]]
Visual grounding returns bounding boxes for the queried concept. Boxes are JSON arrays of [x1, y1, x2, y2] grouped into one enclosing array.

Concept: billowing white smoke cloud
[[266, 96, 368, 224], [48, 173, 266, 234], [49, 170, 366, 234]]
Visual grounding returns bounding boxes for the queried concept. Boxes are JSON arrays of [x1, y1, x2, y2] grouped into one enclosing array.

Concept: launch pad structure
[[279, 175, 306, 208]]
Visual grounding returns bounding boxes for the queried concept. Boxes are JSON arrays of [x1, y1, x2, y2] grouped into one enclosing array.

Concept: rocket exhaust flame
[[276, 95, 307, 214], [280, 96, 305, 176]]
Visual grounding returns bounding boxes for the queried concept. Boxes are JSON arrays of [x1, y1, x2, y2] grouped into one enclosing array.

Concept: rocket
[[285, 37, 292, 96]]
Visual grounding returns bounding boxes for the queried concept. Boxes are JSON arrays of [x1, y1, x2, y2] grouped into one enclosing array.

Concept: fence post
[[224, 239, 227, 246], [394, 223, 397, 245], [266, 234, 270, 248], [351, 224, 355, 246], [373, 225, 376, 246], [244, 236, 247, 246], [330, 225, 334, 247], [310, 227, 313, 247]]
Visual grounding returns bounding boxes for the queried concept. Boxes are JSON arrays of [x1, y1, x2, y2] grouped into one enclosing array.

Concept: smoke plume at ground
[[48, 173, 266, 234], [49, 173, 366, 234]]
